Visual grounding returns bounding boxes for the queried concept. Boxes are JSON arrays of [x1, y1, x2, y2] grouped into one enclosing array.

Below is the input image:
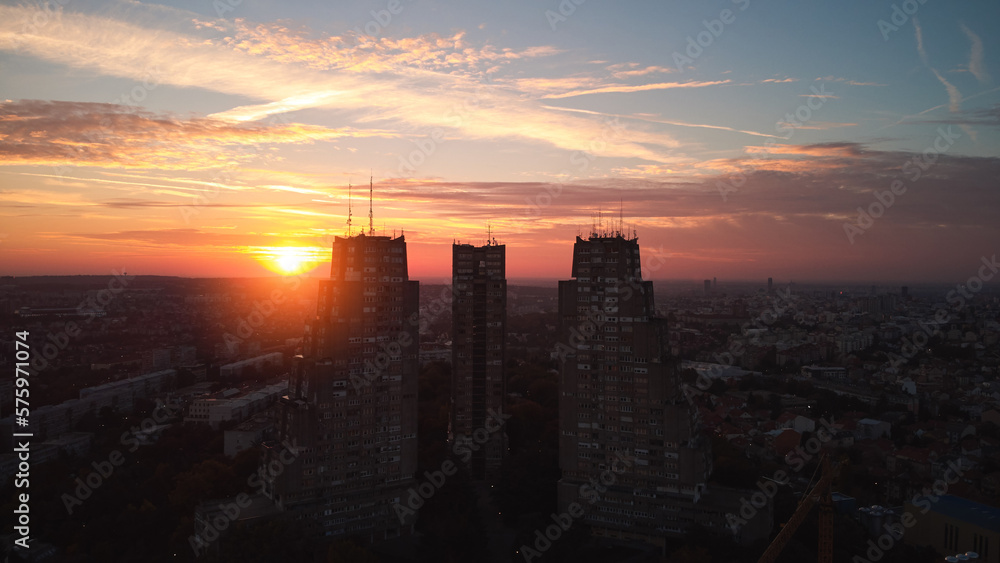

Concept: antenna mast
[[347, 182, 353, 236], [619, 196, 623, 237], [368, 174, 374, 236]]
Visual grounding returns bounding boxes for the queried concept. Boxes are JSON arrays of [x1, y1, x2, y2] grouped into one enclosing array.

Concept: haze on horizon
[[0, 0, 998, 285]]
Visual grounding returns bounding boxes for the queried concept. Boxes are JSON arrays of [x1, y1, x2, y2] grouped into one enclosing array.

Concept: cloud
[[912, 17, 961, 112], [224, 23, 558, 74], [922, 104, 1000, 127], [0, 100, 381, 169], [912, 17, 973, 140], [542, 105, 781, 139], [0, 6, 680, 164], [373, 145, 1000, 248], [815, 77, 886, 87], [773, 121, 858, 131], [750, 142, 869, 158], [959, 23, 988, 83], [914, 17, 929, 65], [61, 227, 273, 248], [606, 63, 675, 78], [9, 142, 1000, 281], [541, 80, 731, 99], [505, 76, 609, 97], [930, 68, 963, 112]]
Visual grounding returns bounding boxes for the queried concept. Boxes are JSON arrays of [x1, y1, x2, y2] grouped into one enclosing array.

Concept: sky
[[0, 0, 998, 283]]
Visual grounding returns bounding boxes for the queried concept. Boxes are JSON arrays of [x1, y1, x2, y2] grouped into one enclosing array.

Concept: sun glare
[[251, 246, 326, 276]]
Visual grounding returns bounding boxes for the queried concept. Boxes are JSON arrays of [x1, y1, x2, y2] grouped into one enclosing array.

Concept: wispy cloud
[[774, 121, 858, 131], [815, 77, 886, 87], [914, 17, 929, 65], [541, 80, 731, 99], [912, 17, 961, 111], [931, 68, 964, 112], [0, 6, 679, 164], [541, 105, 782, 139], [749, 142, 868, 158], [959, 23, 989, 83], [225, 23, 557, 74], [912, 17, 973, 140], [0, 100, 379, 169], [922, 104, 1000, 127], [606, 63, 675, 78]]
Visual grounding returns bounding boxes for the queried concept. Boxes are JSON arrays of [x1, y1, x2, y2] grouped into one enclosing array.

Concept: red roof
[[777, 412, 798, 424], [772, 429, 801, 456], [718, 423, 744, 437]]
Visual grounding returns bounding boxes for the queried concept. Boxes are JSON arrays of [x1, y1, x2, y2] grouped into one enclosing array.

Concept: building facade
[[556, 232, 719, 547], [262, 233, 420, 541], [904, 495, 999, 563], [451, 242, 507, 481]]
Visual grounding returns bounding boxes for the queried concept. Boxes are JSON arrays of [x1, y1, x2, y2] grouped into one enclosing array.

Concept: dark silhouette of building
[[451, 240, 507, 481], [556, 230, 717, 547], [262, 232, 419, 541], [768, 277, 773, 294]]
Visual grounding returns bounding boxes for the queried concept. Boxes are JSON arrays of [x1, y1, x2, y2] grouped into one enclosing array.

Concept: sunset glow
[[0, 2, 998, 282], [250, 246, 327, 276]]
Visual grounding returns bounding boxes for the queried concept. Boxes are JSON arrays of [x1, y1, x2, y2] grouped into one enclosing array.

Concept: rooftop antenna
[[487, 223, 492, 246], [619, 196, 624, 237], [347, 181, 353, 236], [368, 173, 374, 236]]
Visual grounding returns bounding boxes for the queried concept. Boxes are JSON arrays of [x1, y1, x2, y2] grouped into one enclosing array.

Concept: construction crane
[[757, 456, 840, 563]]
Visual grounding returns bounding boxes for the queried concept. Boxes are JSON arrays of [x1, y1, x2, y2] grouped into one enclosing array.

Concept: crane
[[757, 455, 840, 563]]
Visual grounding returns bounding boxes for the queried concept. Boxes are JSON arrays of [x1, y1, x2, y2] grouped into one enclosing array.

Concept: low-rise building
[[904, 495, 1000, 563]]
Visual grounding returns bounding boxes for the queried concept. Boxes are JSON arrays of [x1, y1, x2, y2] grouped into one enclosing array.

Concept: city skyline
[[1, 204, 999, 561], [2, 1, 1000, 283]]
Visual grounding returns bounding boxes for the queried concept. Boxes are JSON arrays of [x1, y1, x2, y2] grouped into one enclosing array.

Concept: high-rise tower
[[556, 231, 714, 547], [451, 240, 507, 481], [263, 232, 419, 540]]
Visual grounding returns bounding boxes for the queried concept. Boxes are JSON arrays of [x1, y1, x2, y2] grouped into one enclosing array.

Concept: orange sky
[[1, 3, 999, 283]]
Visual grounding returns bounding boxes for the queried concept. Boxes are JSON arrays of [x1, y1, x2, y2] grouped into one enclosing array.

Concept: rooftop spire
[[368, 174, 374, 236]]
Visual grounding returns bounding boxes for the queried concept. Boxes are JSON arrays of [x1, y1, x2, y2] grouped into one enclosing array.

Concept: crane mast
[[758, 456, 839, 563]]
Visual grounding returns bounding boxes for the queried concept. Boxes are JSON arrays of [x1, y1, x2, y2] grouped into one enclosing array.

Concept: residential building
[[556, 231, 757, 548], [451, 241, 507, 481], [262, 232, 420, 541]]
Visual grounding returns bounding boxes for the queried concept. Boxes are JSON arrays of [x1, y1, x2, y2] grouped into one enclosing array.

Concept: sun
[[252, 246, 325, 276], [276, 253, 306, 275]]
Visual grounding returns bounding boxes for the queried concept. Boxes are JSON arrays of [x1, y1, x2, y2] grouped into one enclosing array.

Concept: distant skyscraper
[[557, 232, 717, 547], [703, 279, 712, 295], [263, 233, 419, 541], [451, 241, 507, 481], [712, 277, 717, 289], [767, 277, 773, 294]]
